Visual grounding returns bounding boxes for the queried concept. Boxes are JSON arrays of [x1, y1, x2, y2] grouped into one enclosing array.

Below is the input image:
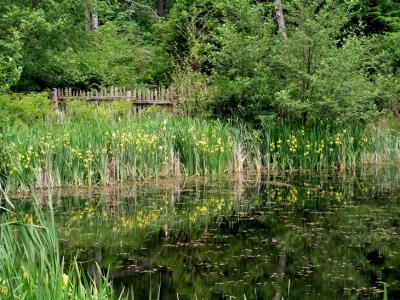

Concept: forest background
[[0, 0, 400, 124]]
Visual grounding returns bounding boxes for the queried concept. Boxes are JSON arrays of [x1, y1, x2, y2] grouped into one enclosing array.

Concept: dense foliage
[[0, 0, 400, 122]]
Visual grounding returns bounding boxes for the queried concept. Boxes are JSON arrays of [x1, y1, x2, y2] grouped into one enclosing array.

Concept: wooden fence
[[53, 87, 183, 114]]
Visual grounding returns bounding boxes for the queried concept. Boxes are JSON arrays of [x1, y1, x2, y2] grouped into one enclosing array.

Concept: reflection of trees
[[272, 253, 287, 300], [16, 166, 400, 299], [87, 248, 102, 287]]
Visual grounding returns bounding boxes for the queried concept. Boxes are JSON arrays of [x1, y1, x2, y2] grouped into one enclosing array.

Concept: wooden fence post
[[172, 87, 177, 115], [53, 88, 61, 112]]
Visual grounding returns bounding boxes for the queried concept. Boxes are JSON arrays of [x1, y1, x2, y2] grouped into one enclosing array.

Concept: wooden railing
[[53, 87, 182, 114]]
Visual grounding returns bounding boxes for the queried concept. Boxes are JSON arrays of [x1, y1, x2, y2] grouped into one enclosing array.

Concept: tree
[[349, 0, 400, 34], [0, 4, 25, 92], [274, 0, 287, 38], [270, 1, 377, 122]]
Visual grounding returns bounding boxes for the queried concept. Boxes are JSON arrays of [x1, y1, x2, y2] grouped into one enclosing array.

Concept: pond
[[17, 166, 400, 299]]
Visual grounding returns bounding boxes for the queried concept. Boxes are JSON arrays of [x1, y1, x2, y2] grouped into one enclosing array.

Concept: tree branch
[[124, 0, 161, 19]]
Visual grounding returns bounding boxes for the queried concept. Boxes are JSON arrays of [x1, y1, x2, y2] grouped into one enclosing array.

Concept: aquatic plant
[[0, 117, 235, 192], [0, 114, 399, 192], [260, 122, 400, 171], [0, 189, 119, 299]]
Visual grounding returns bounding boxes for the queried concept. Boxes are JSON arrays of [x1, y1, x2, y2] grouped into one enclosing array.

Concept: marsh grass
[[384, 283, 388, 300], [0, 117, 235, 191], [0, 111, 399, 192], [259, 122, 400, 170], [0, 189, 120, 299]]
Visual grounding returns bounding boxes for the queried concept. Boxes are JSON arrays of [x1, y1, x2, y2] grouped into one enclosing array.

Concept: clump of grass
[[0, 189, 118, 299]]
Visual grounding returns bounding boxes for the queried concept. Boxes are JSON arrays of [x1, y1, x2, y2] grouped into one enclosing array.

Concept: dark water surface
[[23, 167, 400, 299]]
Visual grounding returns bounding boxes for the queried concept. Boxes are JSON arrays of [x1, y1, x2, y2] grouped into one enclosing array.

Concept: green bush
[[0, 93, 54, 127], [139, 105, 173, 119], [207, 1, 378, 123], [65, 100, 133, 121]]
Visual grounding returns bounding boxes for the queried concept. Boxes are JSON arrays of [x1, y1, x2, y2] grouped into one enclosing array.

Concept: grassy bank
[[0, 113, 399, 192]]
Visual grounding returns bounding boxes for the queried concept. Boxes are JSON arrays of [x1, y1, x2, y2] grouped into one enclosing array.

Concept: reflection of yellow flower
[[61, 273, 69, 289]]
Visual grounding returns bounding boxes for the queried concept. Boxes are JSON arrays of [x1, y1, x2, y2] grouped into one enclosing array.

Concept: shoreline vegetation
[[1, 0, 400, 298], [0, 189, 122, 300], [0, 101, 399, 193], [0, 101, 400, 193]]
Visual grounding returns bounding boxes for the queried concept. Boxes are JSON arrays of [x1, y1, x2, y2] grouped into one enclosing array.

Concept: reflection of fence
[[52, 87, 186, 114]]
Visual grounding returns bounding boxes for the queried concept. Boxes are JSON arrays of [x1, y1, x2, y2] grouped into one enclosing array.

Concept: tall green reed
[[0, 188, 119, 299], [0, 117, 236, 191], [259, 122, 400, 171], [0, 113, 398, 192]]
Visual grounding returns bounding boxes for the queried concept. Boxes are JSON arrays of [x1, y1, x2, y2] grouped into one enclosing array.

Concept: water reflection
[[17, 166, 400, 299]]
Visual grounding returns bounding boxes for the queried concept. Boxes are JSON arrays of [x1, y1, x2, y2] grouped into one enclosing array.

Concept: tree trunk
[[274, 0, 288, 39], [85, 0, 98, 31], [157, 0, 166, 17], [91, 11, 98, 30], [272, 252, 287, 300], [157, 0, 164, 17], [85, 11, 98, 31]]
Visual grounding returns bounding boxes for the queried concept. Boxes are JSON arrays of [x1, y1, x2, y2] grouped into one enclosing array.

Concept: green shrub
[[139, 104, 173, 119], [164, 0, 387, 123], [0, 93, 54, 127], [66, 100, 134, 121], [110, 100, 133, 119]]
